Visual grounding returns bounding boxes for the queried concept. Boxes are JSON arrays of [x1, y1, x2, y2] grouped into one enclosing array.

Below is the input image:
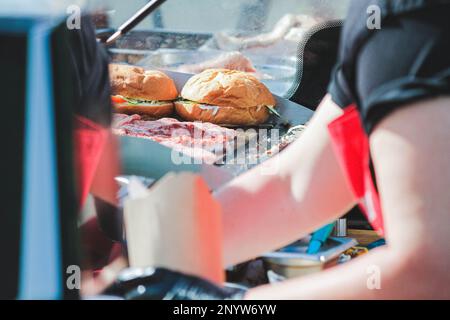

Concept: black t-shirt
[[328, 0, 450, 133], [66, 15, 112, 127]]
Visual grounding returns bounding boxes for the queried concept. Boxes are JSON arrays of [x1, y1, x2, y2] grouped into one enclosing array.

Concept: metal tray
[[163, 70, 313, 128], [263, 237, 357, 264], [118, 70, 313, 186]]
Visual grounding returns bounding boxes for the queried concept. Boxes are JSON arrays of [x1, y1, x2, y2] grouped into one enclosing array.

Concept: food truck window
[[102, 0, 351, 97]]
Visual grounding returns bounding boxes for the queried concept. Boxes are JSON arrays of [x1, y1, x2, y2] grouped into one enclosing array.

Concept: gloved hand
[[104, 267, 246, 300]]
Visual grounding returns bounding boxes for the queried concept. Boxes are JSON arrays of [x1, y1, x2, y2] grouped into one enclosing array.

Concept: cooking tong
[[102, 0, 167, 45]]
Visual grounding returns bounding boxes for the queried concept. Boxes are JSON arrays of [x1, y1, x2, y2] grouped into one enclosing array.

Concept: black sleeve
[[328, 4, 450, 133], [67, 15, 112, 127]]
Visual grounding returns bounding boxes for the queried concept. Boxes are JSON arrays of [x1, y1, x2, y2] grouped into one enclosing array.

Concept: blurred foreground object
[[124, 173, 224, 284], [81, 257, 128, 297], [0, 15, 79, 299], [104, 267, 245, 300]]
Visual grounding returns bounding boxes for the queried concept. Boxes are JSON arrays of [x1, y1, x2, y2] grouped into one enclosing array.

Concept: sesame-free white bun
[[177, 69, 275, 125], [109, 64, 178, 118]]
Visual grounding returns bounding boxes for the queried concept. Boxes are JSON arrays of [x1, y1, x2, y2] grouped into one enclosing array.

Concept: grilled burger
[[109, 64, 178, 118], [175, 69, 276, 126]]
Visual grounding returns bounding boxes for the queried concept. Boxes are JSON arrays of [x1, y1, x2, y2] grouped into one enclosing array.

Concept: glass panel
[[100, 0, 351, 96]]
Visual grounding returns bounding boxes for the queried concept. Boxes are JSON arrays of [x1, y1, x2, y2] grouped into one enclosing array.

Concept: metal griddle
[[106, 28, 313, 186], [118, 70, 313, 188]]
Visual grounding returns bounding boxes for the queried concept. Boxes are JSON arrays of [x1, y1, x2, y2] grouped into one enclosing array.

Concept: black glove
[[104, 267, 246, 300]]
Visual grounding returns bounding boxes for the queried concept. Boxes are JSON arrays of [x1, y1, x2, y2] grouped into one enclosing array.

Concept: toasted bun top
[[109, 64, 178, 101], [180, 69, 275, 109]]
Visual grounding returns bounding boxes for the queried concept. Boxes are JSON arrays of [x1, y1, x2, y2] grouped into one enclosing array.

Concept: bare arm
[[246, 97, 450, 299], [216, 95, 356, 266]]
